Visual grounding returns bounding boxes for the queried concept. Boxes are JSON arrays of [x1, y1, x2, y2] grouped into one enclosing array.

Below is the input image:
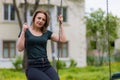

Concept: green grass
[[0, 62, 120, 80], [0, 69, 26, 80], [59, 66, 109, 80]]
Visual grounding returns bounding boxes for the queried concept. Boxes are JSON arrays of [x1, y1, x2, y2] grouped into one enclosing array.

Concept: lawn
[[0, 62, 120, 80]]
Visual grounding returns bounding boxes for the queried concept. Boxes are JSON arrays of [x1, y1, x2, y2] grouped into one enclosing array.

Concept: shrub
[[114, 54, 120, 62], [87, 54, 95, 66], [11, 56, 23, 70], [69, 59, 77, 68], [56, 60, 66, 69]]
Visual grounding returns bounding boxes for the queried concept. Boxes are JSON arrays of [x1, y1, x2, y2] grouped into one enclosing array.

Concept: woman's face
[[34, 13, 46, 28]]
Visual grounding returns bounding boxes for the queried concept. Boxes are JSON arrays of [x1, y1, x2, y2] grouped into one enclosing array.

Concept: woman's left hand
[[58, 15, 63, 24]]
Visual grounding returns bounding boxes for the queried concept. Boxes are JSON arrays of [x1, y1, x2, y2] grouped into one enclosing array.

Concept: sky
[[85, 0, 120, 17]]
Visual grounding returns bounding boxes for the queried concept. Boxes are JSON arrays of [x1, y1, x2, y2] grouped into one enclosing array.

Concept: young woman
[[17, 9, 66, 80]]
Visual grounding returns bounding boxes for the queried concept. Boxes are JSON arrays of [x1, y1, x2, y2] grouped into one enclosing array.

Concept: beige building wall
[[54, 0, 86, 67], [0, 0, 20, 68], [0, 0, 86, 68]]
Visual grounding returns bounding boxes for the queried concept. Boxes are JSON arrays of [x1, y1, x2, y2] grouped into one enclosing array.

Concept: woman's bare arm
[[51, 15, 66, 43], [16, 23, 28, 52]]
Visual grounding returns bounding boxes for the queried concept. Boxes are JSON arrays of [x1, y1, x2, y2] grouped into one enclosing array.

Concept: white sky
[[85, 0, 120, 17]]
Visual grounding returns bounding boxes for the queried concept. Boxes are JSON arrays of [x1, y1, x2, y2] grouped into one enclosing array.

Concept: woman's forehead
[[36, 13, 46, 18]]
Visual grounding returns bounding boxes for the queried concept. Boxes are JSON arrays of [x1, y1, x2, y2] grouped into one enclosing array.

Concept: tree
[[85, 8, 119, 66], [13, 0, 40, 70], [13, 0, 22, 30]]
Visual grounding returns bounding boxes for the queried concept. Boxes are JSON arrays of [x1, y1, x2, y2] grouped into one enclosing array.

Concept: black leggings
[[26, 67, 59, 80], [25, 58, 59, 80]]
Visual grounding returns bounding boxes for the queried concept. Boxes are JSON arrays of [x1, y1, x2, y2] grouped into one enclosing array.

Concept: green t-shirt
[[24, 29, 52, 59]]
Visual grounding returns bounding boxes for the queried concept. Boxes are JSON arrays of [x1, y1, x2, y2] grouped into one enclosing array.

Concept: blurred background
[[0, 0, 120, 80]]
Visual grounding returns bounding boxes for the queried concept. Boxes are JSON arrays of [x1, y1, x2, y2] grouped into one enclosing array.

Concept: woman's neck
[[31, 26, 41, 32]]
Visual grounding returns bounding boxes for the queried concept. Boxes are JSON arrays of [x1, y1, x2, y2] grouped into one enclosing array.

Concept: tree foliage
[[85, 8, 120, 65]]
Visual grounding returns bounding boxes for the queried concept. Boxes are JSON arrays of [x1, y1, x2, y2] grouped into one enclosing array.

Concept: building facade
[[0, 0, 86, 68]]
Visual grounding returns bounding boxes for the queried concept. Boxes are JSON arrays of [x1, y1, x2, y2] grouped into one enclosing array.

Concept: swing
[[47, 0, 63, 73], [57, 0, 63, 73], [106, 0, 120, 79]]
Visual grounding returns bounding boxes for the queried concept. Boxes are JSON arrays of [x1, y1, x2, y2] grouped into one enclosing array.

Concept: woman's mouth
[[37, 22, 42, 26]]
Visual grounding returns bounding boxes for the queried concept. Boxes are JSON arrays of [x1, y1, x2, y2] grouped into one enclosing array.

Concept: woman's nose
[[39, 19, 42, 22]]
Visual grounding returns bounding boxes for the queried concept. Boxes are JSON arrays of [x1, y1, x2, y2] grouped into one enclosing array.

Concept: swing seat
[[110, 72, 120, 80]]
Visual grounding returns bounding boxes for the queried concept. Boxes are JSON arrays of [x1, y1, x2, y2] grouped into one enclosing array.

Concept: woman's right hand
[[22, 23, 29, 33]]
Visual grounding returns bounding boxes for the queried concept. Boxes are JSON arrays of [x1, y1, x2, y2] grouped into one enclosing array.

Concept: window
[[4, 4, 15, 21], [57, 7, 67, 22], [57, 42, 69, 58], [3, 41, 16, 58], [90, 41, 96, 49]]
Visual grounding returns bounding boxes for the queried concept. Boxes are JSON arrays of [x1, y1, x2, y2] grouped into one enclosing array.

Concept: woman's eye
[[38, 17, 41, 19], [38, 17, 45, 21], [42, 19, 45, 21]]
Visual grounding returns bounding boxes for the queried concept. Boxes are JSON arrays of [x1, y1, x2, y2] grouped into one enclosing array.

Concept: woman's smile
[[37, 21, 43, 26]]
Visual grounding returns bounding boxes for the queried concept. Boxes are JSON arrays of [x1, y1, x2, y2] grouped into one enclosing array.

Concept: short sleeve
[[47, 30, 53, 39]]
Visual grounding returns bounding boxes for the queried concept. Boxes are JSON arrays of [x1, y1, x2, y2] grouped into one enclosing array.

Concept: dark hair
[[32, 9, 50, 32]]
